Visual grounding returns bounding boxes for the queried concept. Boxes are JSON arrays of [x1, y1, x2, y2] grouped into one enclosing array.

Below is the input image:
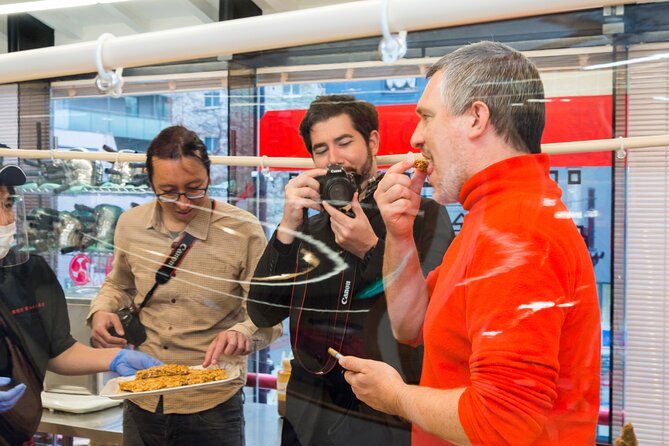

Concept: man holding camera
[[248, 94, 454, 446]]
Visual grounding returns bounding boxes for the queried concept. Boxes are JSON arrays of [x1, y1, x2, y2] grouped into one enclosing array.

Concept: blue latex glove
[[109, 349, 163, 377], [0, 377, 26, 413]]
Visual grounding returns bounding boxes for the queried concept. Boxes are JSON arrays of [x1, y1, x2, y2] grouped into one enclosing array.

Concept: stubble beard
[[359, 148, 374, 182], [433, 161, 464, 205], [355, 146, 375, 195]]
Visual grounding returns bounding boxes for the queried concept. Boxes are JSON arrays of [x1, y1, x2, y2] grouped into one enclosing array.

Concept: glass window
[[257, 56, 615, 443], [124, 96, 139, 117], [49, 89, 229, 291], [204, 90, 221, 108], [36, 5, 669, 442], [204, 136, 220, 154]]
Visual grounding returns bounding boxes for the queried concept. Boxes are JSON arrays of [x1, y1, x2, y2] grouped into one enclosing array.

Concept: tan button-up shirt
[[88, 199, 281, 414]]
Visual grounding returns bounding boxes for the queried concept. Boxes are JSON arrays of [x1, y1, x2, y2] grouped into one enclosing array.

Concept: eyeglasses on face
[[156, 187, 207, 203]]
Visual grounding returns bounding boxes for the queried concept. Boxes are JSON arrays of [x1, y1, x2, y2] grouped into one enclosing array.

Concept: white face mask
[[0, 222, 16, 259]]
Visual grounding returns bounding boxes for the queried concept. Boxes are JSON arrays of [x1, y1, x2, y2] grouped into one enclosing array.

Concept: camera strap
[[134, 232, 197, 312], [291, 225, 357, 375], [290, 253, 356, 375], [290, 183, 384, 375]]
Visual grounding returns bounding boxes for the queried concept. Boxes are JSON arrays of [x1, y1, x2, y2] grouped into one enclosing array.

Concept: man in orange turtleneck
[[338, 41, 601, 446]]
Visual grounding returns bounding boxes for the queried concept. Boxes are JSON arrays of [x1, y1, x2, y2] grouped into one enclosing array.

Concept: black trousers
[[280, 403, 411, 446], [122, 390, 245, 446]]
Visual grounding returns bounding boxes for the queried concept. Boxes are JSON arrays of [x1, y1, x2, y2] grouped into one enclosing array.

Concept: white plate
[[99, 365, 240, 400]]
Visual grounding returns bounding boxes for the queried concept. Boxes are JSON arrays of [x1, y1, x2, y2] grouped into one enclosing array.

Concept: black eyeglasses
[[156, 187, 208, 203]]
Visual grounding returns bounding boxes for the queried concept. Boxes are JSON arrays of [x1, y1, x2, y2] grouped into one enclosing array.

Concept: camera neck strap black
[[291, 247, 357, 375], [291, 178, 381, 375], [135, 232, 197, 312]]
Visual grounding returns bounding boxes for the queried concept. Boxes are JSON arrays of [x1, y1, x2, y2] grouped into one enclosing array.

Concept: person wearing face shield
[[247, 95, 454, 446], [0, 165, 163, 446]]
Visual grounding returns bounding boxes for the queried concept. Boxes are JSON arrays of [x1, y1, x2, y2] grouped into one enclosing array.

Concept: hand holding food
[[339, 355, 407, 416], [413, 159, 429, 172], [374, 158, 425, 240]]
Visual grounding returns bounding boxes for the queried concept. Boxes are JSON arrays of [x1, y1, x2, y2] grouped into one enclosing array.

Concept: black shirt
[[248, 184, 454, 446], [0, 255, 76, 381]]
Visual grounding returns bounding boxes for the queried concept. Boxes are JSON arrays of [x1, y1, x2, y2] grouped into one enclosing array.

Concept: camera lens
[[318, 165, 358, 208], [328, 181, 351, 202], [324, 178, 354, 207]]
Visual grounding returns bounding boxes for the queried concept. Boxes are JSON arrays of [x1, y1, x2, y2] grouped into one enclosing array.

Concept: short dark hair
[[427, 41, 545, 154], [146, 125, 211, 182], [299, 94, 379, 155]]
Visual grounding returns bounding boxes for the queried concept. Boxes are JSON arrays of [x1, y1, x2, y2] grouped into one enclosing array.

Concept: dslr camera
[[108, 307, 147, 346], [317, 165, 360, 208]]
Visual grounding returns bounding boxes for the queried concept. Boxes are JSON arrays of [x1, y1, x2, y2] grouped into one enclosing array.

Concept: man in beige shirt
[[89, 125, 281, 446]]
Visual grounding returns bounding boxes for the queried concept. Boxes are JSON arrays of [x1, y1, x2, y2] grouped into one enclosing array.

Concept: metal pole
[[0, 0, 625, 84], [1, 134, 668, 168]]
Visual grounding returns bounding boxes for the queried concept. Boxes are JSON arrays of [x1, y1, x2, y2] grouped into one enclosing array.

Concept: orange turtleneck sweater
[[415, 154, 601, 446]]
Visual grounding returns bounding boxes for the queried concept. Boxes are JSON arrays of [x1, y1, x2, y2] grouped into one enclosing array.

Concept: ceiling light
[[0, 0, 132, 16]]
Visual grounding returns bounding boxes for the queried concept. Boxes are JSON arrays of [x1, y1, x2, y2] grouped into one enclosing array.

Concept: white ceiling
[[0, 0, 360, 50]]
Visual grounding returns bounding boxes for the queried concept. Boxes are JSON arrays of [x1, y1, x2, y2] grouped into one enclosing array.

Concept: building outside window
[[204, 136, 220, 154], [124, 96, 139, 117], [204, 90, 222, 108]]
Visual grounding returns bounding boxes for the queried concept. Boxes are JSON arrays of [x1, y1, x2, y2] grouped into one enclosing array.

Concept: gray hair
[[426, 41, 545, 154]]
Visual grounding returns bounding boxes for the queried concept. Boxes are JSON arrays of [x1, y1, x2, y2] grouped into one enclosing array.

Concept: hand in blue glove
[[0, 377, 26, 413], [109, 349, 163, 377]]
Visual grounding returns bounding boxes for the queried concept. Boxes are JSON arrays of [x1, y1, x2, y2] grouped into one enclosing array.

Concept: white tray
[[99, 365, 240, 400]]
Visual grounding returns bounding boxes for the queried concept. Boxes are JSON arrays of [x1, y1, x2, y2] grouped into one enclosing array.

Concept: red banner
[[259, 95, 613, 168]]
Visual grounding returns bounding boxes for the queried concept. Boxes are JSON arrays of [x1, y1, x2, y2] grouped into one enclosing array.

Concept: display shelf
[[18, 184, 228, 195], [18, 184, 152, 195], [19, 183, 228, 290]]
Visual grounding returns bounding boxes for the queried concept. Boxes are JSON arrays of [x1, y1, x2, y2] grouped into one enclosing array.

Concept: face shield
[[86, 204, 123, 253], [0, 192, 30, 267]]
